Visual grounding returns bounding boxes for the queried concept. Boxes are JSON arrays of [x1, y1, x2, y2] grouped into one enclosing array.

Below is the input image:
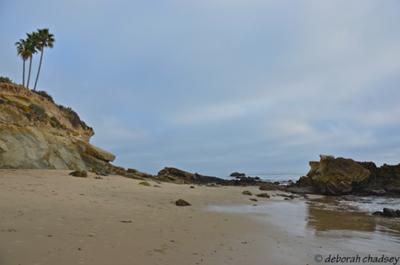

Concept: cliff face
[[0, 82, 115, 171]]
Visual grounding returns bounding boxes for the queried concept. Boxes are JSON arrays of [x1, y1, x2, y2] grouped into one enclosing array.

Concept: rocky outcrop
[[155, 167, 274, 186], [156, 167, 227, 185], [0, 82, 146, 177], [292, 155, 400, 195]]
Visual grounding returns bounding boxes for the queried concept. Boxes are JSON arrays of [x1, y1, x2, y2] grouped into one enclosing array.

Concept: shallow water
[[208, 195, 400, 256]]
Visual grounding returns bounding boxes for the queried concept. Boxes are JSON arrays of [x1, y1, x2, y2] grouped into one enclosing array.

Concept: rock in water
[[373, 208, 400, 218], [175, 199, 191, 206]]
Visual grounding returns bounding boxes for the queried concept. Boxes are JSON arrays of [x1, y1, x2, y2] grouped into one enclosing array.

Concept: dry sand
[[0, 169, 294, 265]]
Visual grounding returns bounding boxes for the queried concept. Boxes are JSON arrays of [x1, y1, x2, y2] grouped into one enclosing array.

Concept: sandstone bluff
[[0, 82, 147, 178]]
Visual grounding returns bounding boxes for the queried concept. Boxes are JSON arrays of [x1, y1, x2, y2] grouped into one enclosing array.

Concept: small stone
[[175, 199, 191, 206], [242, 190, 252, 196]]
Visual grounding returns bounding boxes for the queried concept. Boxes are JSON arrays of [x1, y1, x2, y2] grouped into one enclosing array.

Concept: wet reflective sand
[[208, 193, 400, 258]]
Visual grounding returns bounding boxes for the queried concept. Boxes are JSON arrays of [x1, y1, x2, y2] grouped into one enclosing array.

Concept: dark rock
[[69, 170, 87, 178], [127, 168, 138, 174], [373, 208, 400, 218], [230, 172, 246, 178], [249, 198, 258, 202], [242, 190, 252, 196], [156, 167, 225, 185], [175, 199, 191, 207], [256, 193, 270, 198]]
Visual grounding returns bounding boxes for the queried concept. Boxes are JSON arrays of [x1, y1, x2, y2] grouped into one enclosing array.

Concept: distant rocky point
[[290, 155, 400, 195]]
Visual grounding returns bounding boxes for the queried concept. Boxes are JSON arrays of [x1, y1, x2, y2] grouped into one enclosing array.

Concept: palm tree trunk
[[33, 49, 44, 91], [27, 57, 33, 89], [22, 60, 26, 87]]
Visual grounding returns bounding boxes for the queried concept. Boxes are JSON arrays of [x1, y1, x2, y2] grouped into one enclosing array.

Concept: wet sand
[[0, 169, 399, 265]]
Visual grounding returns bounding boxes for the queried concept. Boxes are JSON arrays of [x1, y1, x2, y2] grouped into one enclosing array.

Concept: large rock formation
[[0, 82, 140, 177], [293, 155, 400, 195]]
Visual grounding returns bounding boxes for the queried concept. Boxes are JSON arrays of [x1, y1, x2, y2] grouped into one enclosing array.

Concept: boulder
[[79, 141, 116, 162], [175, 199, 191, 207], [69, 170, 88, 178]]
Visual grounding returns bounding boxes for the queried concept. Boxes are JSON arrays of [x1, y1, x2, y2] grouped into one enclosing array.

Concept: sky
[[1, 0, 399, 178]]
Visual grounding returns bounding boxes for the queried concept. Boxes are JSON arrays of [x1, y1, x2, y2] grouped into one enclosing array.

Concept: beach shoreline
[[0, 169, 399, 265]]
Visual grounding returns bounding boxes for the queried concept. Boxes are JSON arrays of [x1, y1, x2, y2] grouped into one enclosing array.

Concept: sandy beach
[[0, 170, 399, 265]]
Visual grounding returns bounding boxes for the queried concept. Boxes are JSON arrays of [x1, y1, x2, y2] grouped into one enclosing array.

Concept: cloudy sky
[[1, 0, 399, 177]]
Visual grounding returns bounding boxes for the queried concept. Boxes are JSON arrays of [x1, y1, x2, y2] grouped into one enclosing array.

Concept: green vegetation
[[58, 105, 91, 130], [32, 90, 54, 103], [28, 103, 48, 121], [0, 76, 13, 84], [49, 116, 64, 129], [15, 29, 55, 90]]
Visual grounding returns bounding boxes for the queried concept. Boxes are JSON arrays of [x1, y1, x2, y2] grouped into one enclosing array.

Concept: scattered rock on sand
[[139, 181, 151, 187], [190, 186, 195, 189], [373, 208, 400, 218], [249, 198, 258, 202], [69, 170, 88, 178], [242, 190, 252, 196], [256, 192, 270, 198], [175, 199, 191, 206]]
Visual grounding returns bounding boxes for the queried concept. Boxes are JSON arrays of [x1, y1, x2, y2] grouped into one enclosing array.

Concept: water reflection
[[307, 202, 377, 232], [207, 196, 400, 239]]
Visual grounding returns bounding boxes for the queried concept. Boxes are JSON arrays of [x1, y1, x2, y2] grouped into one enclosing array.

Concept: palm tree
[[15, 39, 29, 86], [25, 33, 37, 89], [33, 29, 55, 91]]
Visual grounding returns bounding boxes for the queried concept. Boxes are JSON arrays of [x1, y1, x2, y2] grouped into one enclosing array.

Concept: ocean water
[[337, 196, 400, 213]]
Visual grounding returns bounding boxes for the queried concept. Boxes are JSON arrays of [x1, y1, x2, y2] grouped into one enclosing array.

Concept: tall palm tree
[[15, 39, 35, 86], [15, 39, 30, 87], [25, 33, 37, 89], [33, 29, 55, 91]]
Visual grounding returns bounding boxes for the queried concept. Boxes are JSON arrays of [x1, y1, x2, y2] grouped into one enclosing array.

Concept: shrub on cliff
[[28, 103, 47, 121], [0, 76, 13, 84], [32, 90, 54, 103], [58, 105, 91, 130]]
